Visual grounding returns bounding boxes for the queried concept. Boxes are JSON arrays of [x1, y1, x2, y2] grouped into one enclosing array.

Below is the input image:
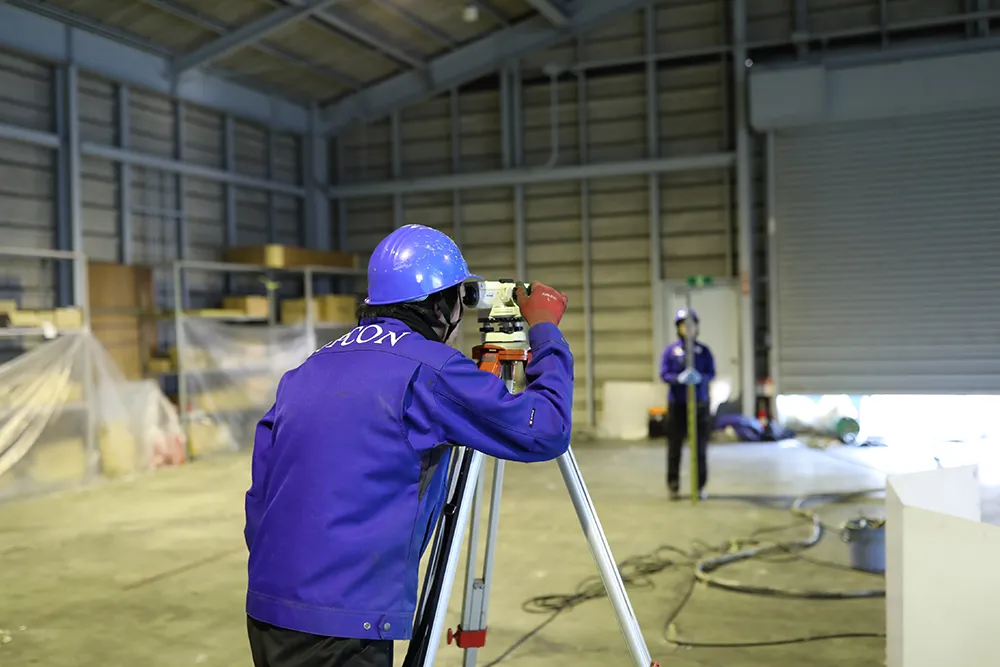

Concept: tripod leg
[[411, 449, 486, 667], [459, 459, 505, 667], [415, 448, 465, 630], [557, 447, 656, 667], [457, 459, 486, 663]]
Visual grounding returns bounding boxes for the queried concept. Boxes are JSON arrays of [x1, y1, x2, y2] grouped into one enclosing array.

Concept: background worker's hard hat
[[365, 224, 481, 305], [674, 308, 698, 325]]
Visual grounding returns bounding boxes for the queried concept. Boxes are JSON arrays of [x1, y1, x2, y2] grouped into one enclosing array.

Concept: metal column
[[511, 66, 527, 283], [765, 133, 779, 394], [391, 110, 403, 229], [645, 6, 664, 378], [55, 63, 82, 308], [267, 129, 279, 243], [174, 100, 188, 308], [117, 84, 132, 264], [334, 136, 348, 251], [305, 104, 332, 251], [450, 88, 462, 245], [733, 0, 757, 418], [577, 38, 596, 429], [223, 114, 237, 293]]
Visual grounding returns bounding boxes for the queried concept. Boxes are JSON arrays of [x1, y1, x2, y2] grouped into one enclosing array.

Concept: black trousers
[[248, 616, 393, 667], [666, 402, 711, 491]]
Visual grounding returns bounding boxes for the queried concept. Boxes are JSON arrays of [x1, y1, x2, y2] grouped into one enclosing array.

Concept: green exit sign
[[686, 275, 714, 288]]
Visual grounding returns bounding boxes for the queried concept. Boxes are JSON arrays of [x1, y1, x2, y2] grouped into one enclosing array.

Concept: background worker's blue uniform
[[244, 317, 573, 643], [660, 339, 715, 493]]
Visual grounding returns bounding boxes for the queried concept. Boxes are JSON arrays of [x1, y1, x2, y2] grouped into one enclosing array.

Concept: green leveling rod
[[683, 289, 699, 504]]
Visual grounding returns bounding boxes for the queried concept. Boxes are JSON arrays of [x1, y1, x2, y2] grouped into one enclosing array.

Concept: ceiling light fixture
[[463, 2, 480, 22]]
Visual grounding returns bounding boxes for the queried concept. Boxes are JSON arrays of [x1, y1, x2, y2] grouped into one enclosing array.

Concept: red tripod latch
[[447, 625, 488, 648]]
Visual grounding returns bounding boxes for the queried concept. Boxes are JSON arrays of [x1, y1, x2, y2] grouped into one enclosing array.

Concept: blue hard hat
[[674, 308, 698, 325], [365, 224, 480, 305]]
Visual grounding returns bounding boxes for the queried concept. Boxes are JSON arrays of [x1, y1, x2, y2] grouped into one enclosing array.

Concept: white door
[[663, 281, 741, 411]]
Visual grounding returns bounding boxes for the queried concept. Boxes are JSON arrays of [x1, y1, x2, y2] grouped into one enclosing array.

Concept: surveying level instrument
[[402, 279, 659, 667]]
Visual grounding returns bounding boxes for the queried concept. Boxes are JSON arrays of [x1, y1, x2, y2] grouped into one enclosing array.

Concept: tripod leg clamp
[[447, 625, 488, 649]]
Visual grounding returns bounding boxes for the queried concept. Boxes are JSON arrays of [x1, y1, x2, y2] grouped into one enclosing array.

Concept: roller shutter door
[[773, 108, 1000, 394]]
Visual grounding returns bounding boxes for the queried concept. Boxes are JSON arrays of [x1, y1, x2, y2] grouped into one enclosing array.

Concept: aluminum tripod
[[402, 295, 658, 667]]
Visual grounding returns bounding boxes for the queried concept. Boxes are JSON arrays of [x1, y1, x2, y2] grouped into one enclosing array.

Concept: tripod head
[[462, 279, 530, 348]]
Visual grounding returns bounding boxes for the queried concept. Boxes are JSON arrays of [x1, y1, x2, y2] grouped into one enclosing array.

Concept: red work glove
[[515, 282, 568, 327]]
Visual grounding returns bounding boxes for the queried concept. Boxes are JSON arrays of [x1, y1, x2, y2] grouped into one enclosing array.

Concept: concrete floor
[[1, 440, 944, 667]]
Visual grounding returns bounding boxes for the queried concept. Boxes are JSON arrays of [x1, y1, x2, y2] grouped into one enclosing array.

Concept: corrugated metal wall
[[334, 0, 986, 428], [0, 47, 305, 313], [0, 52, 56, 310]]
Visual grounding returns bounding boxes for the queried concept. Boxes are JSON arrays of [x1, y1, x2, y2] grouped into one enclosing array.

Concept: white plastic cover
[[178, 318, 316, 456], [0, 332, 186, 499]]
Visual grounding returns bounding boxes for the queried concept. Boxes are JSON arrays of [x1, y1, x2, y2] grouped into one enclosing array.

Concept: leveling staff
[[243, 224, 573, 667]]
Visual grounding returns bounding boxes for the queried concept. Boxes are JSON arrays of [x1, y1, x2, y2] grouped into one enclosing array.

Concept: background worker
[[243, 224, 573, 667], [660, 308, 716, 501]]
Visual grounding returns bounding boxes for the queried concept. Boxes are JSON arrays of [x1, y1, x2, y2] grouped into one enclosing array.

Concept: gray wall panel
[[0, 51, 52, 131], [129, 89, 175, 158]]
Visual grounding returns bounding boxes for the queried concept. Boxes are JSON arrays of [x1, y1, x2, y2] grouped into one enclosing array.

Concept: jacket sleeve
[[661, 345, 681, 385], [432, 322, 574, 463], [701, 346, 717, 384], [244, 403, 275, 550]]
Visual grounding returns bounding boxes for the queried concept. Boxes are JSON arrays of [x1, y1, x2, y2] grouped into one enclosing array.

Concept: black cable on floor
[[480, 489, 886, 665]]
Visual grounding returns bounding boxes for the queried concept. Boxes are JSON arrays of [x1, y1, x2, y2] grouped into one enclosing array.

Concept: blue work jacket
[[244, 317, 573, 641], [660, 338, 716, 405]]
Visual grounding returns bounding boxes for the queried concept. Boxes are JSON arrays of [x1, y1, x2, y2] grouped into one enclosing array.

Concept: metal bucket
[[842, 517, 886, 574]]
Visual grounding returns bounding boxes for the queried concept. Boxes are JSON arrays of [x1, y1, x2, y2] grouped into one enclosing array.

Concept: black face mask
[[357, 285, 462, 344]]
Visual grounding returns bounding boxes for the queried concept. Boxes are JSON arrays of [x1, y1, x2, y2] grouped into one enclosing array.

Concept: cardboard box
[[1, 311, 42, 327], [223, 295, 269, 319], [186, 308, 246, 319], [0, 299, 18, 314], [29, 438, 89, 484], [54, 307, 83, 330], [223, 244, 358, 270], [147, 357, 173, 374], [317, 294, 357, 324], [99, 422, 138, 477], [280, 298, 317, 325]]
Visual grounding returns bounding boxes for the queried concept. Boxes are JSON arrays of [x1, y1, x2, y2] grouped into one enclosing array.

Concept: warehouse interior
[[3, 0, 1000, 665]]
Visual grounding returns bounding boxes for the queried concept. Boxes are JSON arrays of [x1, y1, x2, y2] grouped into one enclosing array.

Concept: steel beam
[[320, 0, 653, 134], [117, 84, 132, 264], [733, 0, 757, 419], [525, 0, 569, 27], [174, 100, 189, 308], [281, 0, 425, 69], [328, 153, 735, 198], [371, 0, 457, 47], [765, 133, 779, 394], [0, 3, 308, 133], [645, 5, 664, 384], [171, 0, 341, 76], [81, 142, 305, 196], [139, 0, 360, 89], [334, 137, 348, 251], [0, 122, 60, 148]]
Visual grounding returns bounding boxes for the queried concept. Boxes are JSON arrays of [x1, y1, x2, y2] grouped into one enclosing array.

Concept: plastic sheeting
[[178, 318, 316, 457], [0, 333, 186, 499]]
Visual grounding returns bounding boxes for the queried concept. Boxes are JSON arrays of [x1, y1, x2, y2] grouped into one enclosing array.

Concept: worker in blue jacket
[[243, 224, 573, 667], [660, 308, 716, 501]]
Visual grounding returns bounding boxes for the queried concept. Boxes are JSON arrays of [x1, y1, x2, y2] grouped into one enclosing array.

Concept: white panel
[[661, 169, 731, 280], [774, 107, 1000, 394], [586, 73, 646, 163]]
